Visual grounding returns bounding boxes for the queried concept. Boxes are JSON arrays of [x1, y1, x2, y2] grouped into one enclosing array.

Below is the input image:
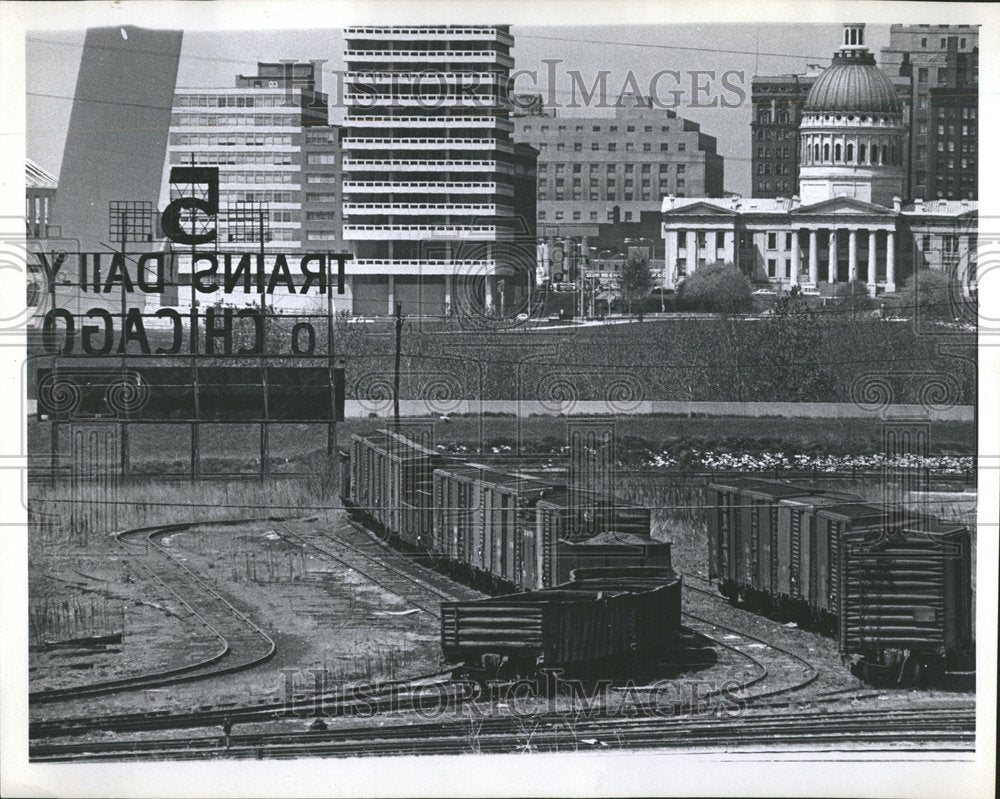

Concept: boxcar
[[774, 491, 860, 624], [707, 479, 820, 600], [441, 566, 681, 679], [839, 518, 974, 684]]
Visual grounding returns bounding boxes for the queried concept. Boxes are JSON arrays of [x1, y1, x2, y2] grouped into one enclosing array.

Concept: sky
[[25, 24, 894, 197]]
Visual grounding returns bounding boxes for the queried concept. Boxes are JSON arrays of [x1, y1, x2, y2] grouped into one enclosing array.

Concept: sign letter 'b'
[[161, 166, 220, 245]]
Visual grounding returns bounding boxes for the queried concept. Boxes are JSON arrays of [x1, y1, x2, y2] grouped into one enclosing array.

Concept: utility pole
[[393, 302, 403, 430]]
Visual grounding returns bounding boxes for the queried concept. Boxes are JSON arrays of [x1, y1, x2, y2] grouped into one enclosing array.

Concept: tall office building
[[161, 62, 342, 311], [342, 25, 535, 317], [749, 66, 824, 198], [880, 24, 979, 200], [514, 93, 723, 230]]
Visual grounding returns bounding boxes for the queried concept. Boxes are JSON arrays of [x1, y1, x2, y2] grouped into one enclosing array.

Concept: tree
[[895, 267, 962, 321], [619, 254, 655, 317], [677, 262, 752, 314], [831, 279, 874, 316]]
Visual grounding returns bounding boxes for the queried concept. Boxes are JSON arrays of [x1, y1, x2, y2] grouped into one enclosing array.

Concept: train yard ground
[[26, 412, 977, 758]]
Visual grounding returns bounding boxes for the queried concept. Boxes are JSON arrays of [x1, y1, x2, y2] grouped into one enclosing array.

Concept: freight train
[[338, 430, 682, 677], [706, 477, 974, 685]]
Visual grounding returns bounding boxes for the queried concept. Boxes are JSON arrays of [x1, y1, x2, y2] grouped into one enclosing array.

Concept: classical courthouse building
[[662, 23, 977, 295]]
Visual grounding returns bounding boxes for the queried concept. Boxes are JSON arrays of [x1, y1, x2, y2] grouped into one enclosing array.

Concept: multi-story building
[[342, 25, 536, 317], [663, 23, 977, 297], [26, 159, 57, 239], [880, 24, 979, 200], [513, 93, 724, 230], [750, 66, 823, 198], [160, 61, 339, 311], [927, 39, 978, 200]]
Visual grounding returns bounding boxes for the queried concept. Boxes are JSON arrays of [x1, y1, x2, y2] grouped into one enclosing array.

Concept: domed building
[[798, 23, 906, 207], [661, 23, 977, 298]]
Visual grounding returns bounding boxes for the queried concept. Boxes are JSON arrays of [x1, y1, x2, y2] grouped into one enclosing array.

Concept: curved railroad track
[[30, 518, 283, 705]]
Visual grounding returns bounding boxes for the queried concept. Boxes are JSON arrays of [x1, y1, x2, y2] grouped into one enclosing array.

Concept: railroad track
[[30, 518, 282, 706], [277, 519, 480, 619], [30, 706, 975, 761], [29, 670, 468, 740]]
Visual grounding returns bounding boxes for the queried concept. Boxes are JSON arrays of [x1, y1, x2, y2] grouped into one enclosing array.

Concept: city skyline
[[26, 23, 896, 197]]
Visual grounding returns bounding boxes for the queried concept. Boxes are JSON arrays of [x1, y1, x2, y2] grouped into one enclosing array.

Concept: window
[[608, 143, 617, 151], [938, 68, 947, 84], [573, 164, 582, 172], [676, 164, 685, 174], [661, 125, 669, 132], [678, 143, 686, 152], [859, 143, 866, 162], [573, 211, 581, 220], [575, 125, 583, 132], [921, 37, 927, 48], [558, 125, 566, 132], [643, 143, 652, 151], [676, 179, 685, 188], [306, 210, 337, 221], [627, 125, 635, 132], [835, 143, 842, 161], [660, 143, 669, 152], [644, 125, 652, 132], [767, 232, 777, 250], [538, 211, 546, 220], [624, 164, 634, 173], [625, 143, 634, 151], [624, 211, 633, 221], [593, 125, 600, 132], [846, 142, 854, 161], [607, 164, 615, 172], [555, 211, 564, 220], [918, 67, 928, 82], [609, 125, 618, 132], [592, 142, 600, 150], [767, 258, 777, 278], [541, 125, 549, 132], [557, 143, 565, 151], [940, 37, 946, 48], [574, 142, 582, 151]]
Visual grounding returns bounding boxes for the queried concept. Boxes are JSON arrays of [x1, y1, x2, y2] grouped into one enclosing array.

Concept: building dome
[[804, 51, 902, 114], [797, 24, 905, 208]]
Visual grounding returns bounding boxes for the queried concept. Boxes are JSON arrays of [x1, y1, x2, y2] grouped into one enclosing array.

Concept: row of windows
[[803, 140, 901, 166], [547, 177, 667, 188], [170, 152, 296, 166], [756, 163, 792, 175], [755, 128, 795, 142], [756, 111, 792, 125], [544, 163, 685, 174], [226, 190, 295, 203], [539, 209, 655, 222], [305, 153, 338, 164], [217, 171, 299, 184], [754, 179, 794, 194], [521, 123, 672, 134], [305, 193, 338, 202], [175, 94, 299, 108], [538, 182, 685, 201], [170, 133, 295, 147], [537, 141, 686, 153], [305, 130, 340, 144], [306, 211, 338, 221], [172, 113, 301, 127], [919, 35, 970, 48], [757, 146, 792, 159]]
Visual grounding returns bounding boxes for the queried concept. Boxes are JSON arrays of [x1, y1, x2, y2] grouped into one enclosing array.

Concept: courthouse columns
[[827, 229, 837, 283], [848, 228, 858, 283], [685, 230, 697, 275], [867, 231, 877, 294], [808, 229, 818, 285], [790, 230, 801, 286], [886, 230, 896, 293], [665, 230, 679, 286]]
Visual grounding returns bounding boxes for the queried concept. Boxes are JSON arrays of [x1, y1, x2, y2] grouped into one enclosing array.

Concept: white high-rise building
[[343, 25, 536, 317], [160, 62, 339, 312]]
